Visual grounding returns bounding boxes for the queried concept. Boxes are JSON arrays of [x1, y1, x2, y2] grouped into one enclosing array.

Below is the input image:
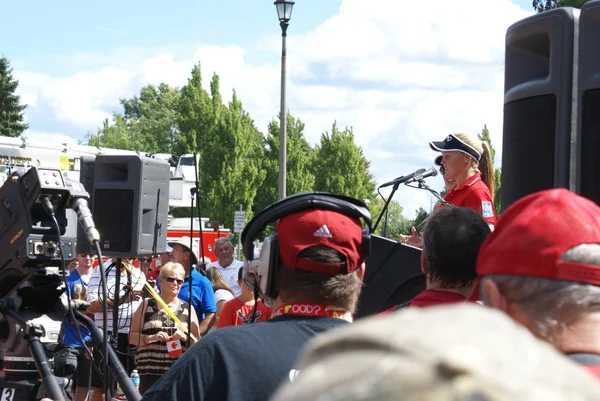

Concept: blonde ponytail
[[479, 141, 495, 200]]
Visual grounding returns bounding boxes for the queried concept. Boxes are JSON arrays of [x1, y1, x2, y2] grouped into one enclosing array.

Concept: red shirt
[[444, 173, 497, 226], [584, 365, 600, 380], [381, 289, 467, 314], [409, 289, 467, 308], [146, 270, 159, 281], [217, 297, 272, 328]]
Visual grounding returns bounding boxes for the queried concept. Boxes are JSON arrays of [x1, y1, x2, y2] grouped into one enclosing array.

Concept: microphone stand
[[187, 180, 195, 347], [374, 183, 400, 233], [109, 258, 123, 400], [75, 311, 141, 401], [414, 179, 453, 207], [187, 151, 206, 345], [192, 151, 207, 274]]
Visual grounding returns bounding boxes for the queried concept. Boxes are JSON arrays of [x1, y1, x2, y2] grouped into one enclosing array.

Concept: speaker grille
[[501, 94, 557, 210], [580, 88, 600, 205], [94, 189, 134, 253]]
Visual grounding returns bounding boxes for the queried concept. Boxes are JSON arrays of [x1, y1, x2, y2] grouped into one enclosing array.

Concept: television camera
[[0, 167, 139, 401]]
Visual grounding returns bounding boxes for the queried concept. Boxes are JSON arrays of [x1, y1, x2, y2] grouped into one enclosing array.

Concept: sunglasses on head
[[164, 276, 184, 285]]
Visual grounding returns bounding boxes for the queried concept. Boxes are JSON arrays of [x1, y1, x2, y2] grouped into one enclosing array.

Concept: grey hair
[[480, 244, 600, 342], [215, 237, 232, 247]]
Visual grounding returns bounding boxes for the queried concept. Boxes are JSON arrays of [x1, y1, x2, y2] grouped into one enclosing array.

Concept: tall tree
[[0, 57, 28, 137], [177, 63, 215, 157], [532, 0, 589, 12], [312, 122, 376, 201], [478, 125, 502, 215], [178, 68, 266, 229], [253, 112, 315, 215], [200, 88, 267, 231]]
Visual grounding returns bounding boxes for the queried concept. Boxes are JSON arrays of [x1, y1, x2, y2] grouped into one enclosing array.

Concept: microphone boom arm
[[413, 179, 453, 207]]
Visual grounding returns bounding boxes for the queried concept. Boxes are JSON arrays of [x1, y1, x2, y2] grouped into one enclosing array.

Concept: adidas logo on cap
[[314, 225, 332, 238]]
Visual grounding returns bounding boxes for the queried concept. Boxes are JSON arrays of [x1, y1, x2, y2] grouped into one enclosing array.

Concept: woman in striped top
[[129, 262, 200, 394]]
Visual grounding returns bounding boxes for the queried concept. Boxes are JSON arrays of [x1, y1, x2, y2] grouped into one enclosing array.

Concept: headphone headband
[[242, 192, 372, 261]]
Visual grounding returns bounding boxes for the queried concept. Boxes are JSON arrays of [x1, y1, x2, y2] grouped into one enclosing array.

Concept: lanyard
[[273, 302, 353, 322]]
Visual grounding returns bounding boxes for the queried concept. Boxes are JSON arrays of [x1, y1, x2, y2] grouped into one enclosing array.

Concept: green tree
[[120, 83, 180, 154], [369, 197, 412, 238], [412, 207, 430, 232], [478, 124, 502, 215], [312, 122, 376, 201], [201, 89, 266, 232], [532, 0, 589, 12], [86, 83, 180, 154], [253, 112, 315, 216], [86, 115, 145, 151], [0, 57, 28, 137], [178, 67, 266, 231], [177, 63, 215, 157]]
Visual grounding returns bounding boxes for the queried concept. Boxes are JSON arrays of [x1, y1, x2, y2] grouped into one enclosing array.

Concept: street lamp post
[[275, 0, 294, 200]]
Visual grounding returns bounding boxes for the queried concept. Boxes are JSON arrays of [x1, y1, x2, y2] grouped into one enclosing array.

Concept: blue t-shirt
[[158, 269, 216, 321], [62, 270, 91, 347]]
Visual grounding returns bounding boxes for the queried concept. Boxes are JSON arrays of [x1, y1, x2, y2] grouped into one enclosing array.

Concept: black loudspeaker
[[76, 156, 96, 255], [355, 235, 425, 319], [577, 1, 600, 205], [501, 8, 578, 211], [93, 155, 170, 257]]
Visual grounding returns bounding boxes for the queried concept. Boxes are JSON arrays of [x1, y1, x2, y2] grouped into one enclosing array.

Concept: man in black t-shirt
[[141, 197, 370, 401]]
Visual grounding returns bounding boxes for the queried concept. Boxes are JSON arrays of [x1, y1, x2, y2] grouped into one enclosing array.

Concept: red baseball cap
[[469, 188, 600, 301], [276, 209, 365, 275]]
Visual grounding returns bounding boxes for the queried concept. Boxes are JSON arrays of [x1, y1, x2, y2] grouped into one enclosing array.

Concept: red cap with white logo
[[276, 209, 365, 275]]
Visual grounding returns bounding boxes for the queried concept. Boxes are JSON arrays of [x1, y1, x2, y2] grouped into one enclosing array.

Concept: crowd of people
[[55, 235, 249, 400], [48, 130, 600, 401]]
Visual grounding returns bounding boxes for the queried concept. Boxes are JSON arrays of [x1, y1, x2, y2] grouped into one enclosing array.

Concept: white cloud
[[17, 68, 136, 127], [14, 0, 532, 219], [23, 130, 80, 146]]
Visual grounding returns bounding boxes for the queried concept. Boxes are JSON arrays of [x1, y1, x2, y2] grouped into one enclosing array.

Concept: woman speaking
[[402, 132, 497, 245]]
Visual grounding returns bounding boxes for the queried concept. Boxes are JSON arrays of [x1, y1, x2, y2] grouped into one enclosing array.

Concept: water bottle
[[130, 369, 140, 391]]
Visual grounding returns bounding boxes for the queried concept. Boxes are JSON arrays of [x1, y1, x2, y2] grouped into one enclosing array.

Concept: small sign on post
[[234, 210, 246, 234], [234, 206, 246, 260]]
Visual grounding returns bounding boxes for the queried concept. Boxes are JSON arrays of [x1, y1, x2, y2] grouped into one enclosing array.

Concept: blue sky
[[1, 0, 535, 217], [2, 0, 342, 75]]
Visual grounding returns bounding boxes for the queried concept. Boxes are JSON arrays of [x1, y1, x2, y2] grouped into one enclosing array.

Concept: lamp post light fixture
[[275, 0, 294, 200]]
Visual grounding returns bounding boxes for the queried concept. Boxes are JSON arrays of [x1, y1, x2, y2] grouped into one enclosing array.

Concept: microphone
[[66, 179, 101, 244], [404, 167, 438, 184], [379, 168, 427, 188]]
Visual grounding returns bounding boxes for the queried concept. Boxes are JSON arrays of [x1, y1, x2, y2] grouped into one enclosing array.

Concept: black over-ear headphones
[[241, 192, 372, 305]]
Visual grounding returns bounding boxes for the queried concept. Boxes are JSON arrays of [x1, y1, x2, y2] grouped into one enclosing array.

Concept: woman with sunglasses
[[129, 262, 200, 394]]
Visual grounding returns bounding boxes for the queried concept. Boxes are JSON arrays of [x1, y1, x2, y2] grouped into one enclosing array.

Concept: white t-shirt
[[214, 289, 235, 305], [206, 259, 243, 297], [87, 262, 145, 334]]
